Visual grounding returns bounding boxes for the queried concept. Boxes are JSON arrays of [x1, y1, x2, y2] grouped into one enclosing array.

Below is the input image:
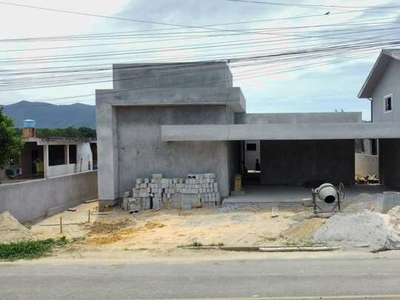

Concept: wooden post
[[60, 217, 63, 234], [88, 210, 91, 223]]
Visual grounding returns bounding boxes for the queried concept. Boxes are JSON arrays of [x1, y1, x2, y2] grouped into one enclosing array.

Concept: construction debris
[[122, 173, 220, 212], [312, 209, 400, 252], [355, 174, 379, 184], [0, 211, 36, 244]]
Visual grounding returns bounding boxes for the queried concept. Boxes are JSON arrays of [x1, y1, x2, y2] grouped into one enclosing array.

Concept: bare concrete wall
[[379, 139, 400, 189], [0, 171, 98, 223], [113, 62, 233, 90], [260, 140, 355, 185], [117, 106, 234, 197], [355, 153, 379, 176]]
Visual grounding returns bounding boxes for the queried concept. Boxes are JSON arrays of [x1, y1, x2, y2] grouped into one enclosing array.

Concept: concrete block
[[152, 173, 163, 179]]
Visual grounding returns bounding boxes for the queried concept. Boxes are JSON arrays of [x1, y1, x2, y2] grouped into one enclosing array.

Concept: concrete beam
[[161, 123, 400, 141], [235, 112, 362, 124], [95, 87, 246, 113]]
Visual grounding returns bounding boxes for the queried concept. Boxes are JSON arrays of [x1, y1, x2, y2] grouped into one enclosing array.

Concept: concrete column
[[43, 144, 49, 178], [66, 144, 70, 164], [96, 102, 119, 204]]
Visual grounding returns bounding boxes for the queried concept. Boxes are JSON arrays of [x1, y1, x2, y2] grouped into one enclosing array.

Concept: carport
[[162, 122, 400, 196]]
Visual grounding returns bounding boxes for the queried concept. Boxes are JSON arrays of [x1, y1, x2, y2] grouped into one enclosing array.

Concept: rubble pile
[[313, 207, 400, 252], [313, 211, 388, 251], [342, 193, 384, 213], [122, 173, 220, 212], [355, 174, 379, 184]]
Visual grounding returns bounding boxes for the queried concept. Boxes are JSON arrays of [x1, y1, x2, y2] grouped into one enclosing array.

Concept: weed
[[178, 241, 203, 248], [283, 239, 327, 248], [124, 248, 148, 251], [0, 237, 73, 261], [70, 237, 85, 243], [209, 242, 225, 247], [178, 241, 225, 248], [191, 241, 203, 247]]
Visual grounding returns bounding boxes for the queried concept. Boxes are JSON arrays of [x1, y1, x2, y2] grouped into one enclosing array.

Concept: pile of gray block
[[121, 173, 220, 212]]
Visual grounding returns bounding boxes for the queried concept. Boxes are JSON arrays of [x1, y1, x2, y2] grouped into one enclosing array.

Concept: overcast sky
[[0, 0, 399, 120]]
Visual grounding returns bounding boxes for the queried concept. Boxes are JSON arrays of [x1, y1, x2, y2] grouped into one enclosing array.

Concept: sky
[[0, 0, 399, 120]]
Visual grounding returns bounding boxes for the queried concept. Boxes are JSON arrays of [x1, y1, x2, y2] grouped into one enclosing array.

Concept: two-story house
[[359, 49, 400, 189]]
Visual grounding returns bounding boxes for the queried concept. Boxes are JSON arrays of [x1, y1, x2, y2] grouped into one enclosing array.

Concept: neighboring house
[[358, 48, 400, 189], [96, 61, 400, 208], [0, 120, 97, 181]]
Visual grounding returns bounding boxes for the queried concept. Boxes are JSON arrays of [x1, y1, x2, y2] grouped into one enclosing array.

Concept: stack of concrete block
[[178, 173, 220, 209], [121, 191, 141, 212], [122, 173, 220, 211]]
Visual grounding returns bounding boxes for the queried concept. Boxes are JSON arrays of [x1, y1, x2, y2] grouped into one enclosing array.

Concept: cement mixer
[[311, 183, 345, 215]]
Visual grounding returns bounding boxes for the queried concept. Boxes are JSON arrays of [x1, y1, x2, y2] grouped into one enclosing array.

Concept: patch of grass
[[178, 241, 203, 248], [191, 241, 203, 247], [0, 236, 72, 261]]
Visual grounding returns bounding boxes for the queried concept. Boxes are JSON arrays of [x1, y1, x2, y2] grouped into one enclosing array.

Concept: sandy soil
[[28, 201, 323, 261]]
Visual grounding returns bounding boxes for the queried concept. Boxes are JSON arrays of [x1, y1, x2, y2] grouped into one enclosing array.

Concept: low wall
[[47, 164, 77, 178], [0, 171, 97, 223], [355, 153, 379, 176]]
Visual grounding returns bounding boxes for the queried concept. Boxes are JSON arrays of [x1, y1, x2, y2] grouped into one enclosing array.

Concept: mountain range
[[1, 101, 96, 128]]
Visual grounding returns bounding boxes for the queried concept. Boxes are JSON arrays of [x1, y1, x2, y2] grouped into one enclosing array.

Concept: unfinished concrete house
[[96, 61, 400, 208]]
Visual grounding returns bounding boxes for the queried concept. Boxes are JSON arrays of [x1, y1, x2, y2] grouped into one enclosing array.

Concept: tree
[[0, 107, 24, 168]]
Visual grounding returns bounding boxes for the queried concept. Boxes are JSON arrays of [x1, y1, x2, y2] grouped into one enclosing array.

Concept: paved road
[[1, 257, 400, 299]]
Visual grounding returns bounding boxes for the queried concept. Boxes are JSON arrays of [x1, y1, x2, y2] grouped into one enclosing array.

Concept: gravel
[[313, 211, 387, 251], [342, 193, 384, 213]]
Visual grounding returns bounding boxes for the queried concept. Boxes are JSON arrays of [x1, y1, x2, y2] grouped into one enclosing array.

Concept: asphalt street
[[1, 256, 400, 299]]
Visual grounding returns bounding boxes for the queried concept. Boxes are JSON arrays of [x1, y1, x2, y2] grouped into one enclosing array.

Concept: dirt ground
[[29, 201, 321, 260]]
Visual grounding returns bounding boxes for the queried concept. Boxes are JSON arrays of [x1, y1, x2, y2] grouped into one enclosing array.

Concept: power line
[[1, 33, 397, 89], [0, 1, 324, 38], [0, 10, 366, 44], [0, 40, 392, 93], [1, 16, 398, 53], [2, 21, 399, 69], [226, 0, 400, 12], [0, 48, 380, 113]]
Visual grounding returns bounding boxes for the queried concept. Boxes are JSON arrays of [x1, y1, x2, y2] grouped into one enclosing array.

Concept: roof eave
[[357, 50, 391, 98]]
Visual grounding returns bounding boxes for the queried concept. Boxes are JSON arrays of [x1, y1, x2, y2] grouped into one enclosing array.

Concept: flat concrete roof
[[24, 137, 95, 145], [161, 122, 400, 141]]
